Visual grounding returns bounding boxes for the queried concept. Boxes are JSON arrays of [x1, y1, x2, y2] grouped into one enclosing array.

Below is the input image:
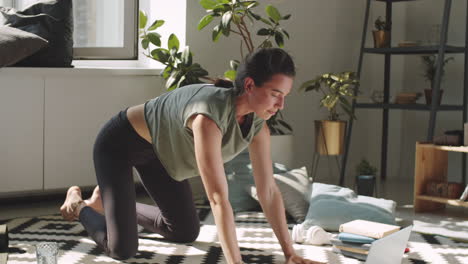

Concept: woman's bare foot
[[84, 186, 104, 215], [60, 186, 84, 221]]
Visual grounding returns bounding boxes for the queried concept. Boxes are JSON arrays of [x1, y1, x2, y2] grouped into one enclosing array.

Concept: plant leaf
[[212, 24, 223, 42], [265, 5, 281, 23], [260, 17, 272, 26], [141, 38, 149, 49], [198, 14, 214, 30], [166, 70, 180, 90], [229, 59, 240, 70], [181, 46, 193, 66], [280, 28, 290, 39], [221, 11, 233, 28], [162, 66, 172, 79], [224, 70, 236, 80], [274, 32, 284, 48], [148, 20, 164, 31], [139, 10, 147, 29], [168, 34, 180, 51], [257, 28, 270, 36], [147, 32, 161, 46], [282, 14, 291, 20], [151, 48, 170, 63], [199, 0, 219, 10]]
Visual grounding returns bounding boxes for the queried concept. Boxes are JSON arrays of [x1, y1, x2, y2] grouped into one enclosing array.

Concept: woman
[[60, 48, 323, 264]]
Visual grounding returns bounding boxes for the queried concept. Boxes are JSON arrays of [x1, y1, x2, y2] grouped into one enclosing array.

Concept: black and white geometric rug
[[1, 205, 467, 264]]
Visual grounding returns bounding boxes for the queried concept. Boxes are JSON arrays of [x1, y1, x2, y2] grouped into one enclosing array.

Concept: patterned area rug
[[1, 205, 467, 264]]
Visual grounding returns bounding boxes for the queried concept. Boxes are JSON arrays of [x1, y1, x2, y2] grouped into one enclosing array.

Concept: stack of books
[[331, 220, 400, 261]]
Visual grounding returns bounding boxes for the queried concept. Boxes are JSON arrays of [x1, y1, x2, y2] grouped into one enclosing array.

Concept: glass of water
[[36, 242, 58, 264]]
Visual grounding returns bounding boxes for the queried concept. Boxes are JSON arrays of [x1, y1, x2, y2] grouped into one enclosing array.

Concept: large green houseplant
[[139, 0, 292, 134], [300, 71, 359, 155]]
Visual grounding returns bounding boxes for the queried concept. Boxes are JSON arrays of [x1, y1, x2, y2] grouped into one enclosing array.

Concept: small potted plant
[[355, 158, 378, 196], [421, 54, 454, 105], [373, 16, 391, 48], [300, 72, 359, 155]]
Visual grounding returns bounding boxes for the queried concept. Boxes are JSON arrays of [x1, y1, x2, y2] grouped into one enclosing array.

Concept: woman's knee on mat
[[166, 223, 200, 243]]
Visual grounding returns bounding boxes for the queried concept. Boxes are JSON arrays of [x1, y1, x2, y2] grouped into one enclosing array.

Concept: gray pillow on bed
[[0, 26, 48, 67]]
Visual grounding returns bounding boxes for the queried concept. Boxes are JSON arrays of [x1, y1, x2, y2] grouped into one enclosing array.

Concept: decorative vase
[[424, 88, 444, 105], [314, 120, 346, 156], [355, 175, 376, 196], [372, 30, 390, 48]]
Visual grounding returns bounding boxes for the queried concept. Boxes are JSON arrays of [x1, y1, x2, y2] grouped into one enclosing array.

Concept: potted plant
[[300, 72, 359, 155], [373, 16, 391, 48], [420, 54, 454, 105], [138, 0, 292, 135], [355, 158, 377, 196]]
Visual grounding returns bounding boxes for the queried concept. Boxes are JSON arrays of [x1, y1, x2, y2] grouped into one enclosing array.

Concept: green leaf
[[224, 70, 237, 80], [148, 20, 165, 31], [162, 66, 173, 79], [147, 33, 161, 46], [248, 11, 261, 20], [274, 32, 284, 48], [221, 23, 231, 36], [212, 24, 223, 42], [190, 63, 209, 77], [151, 48, 170, 63], [282, 14, 291, 20], [198, 14, 214, 30], [166, 70, 180, 90], [221, 11, 233, 28], [257, 28, 270, 36], [168, 34, 180, 51], [232, 14, 241, 24], [229, 59, 240, 70], [199, 0, 219, 10], [142, 38, 149, 49], [139, 10, 147, 29], [261, 40, 273, 48], [181, 46, 193, 66], [265, 5, 281, 23], [280, 28, 290, 39], [260, 17, 272, 26], [176, 75, 187, 88]]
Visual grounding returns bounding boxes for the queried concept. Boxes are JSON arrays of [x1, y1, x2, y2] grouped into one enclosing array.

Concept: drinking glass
[[36, 242, 58, 264]]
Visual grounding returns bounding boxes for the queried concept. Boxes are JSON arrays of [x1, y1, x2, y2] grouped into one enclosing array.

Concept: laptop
[[365, 225, 413, 264]]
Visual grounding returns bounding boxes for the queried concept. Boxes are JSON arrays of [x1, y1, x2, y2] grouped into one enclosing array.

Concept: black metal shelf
[[364, 45, 465, 54], [355, 103, 464, 111]]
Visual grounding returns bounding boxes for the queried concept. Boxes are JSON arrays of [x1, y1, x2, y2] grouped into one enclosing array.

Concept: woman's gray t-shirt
[[144, 84, 265, 181]]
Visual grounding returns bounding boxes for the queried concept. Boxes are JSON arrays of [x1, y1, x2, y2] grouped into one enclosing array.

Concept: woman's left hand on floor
[[285, 254, 326, 264]]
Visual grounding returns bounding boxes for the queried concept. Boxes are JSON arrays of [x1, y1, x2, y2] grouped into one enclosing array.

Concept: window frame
[[73, 0, 139, 60]]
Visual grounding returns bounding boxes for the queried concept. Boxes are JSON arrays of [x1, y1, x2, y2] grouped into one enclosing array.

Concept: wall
[[401, 0, 467, 183], [185, 0, 408, 187]]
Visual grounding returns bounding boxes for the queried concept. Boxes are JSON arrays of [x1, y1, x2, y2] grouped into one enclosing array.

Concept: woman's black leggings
[[79, 109, 200, 260]]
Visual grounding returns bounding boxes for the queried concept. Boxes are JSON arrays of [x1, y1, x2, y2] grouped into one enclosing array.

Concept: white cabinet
[[0, 77, 44, 193], [44, 76, 161, 189], [0, 68, 163, 196]]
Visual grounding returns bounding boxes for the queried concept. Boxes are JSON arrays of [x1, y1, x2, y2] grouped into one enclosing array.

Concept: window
[[0, 0, 138, 60]]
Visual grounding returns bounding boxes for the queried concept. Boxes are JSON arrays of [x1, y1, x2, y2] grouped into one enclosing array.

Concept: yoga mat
[[0, 225, 8, 264]]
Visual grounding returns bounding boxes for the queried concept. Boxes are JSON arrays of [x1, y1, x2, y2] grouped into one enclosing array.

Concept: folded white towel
[[291, 223, 332, 245]]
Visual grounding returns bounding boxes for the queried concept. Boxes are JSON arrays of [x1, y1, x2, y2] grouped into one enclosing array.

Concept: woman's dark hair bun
[[214, 78, 234, 88]]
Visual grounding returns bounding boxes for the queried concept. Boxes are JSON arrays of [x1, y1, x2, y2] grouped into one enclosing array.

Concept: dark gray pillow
[[0, 0, 73, 67], [0, 26, 48, 67]]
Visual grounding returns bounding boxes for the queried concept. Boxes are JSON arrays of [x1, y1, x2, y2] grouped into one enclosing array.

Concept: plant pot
[[314, 120, 346, 156], [355, 175, 376, 196], [372, 30, 390, 48], [424, 88, 444, 105]]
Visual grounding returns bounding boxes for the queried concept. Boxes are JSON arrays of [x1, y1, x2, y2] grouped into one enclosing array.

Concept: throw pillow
[[0, 0, 73, 67], [0, 26, 48, 67], [224, 151, 290, 212], [303, 183, 396, 231], [245, 167, 312, 223]]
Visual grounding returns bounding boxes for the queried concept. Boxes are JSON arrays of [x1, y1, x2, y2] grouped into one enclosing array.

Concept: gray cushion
[[224, 151, 289, 212], [0, 26, 48, 67], [0, 0, 73, 67], [245, 166, 312, 223]]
